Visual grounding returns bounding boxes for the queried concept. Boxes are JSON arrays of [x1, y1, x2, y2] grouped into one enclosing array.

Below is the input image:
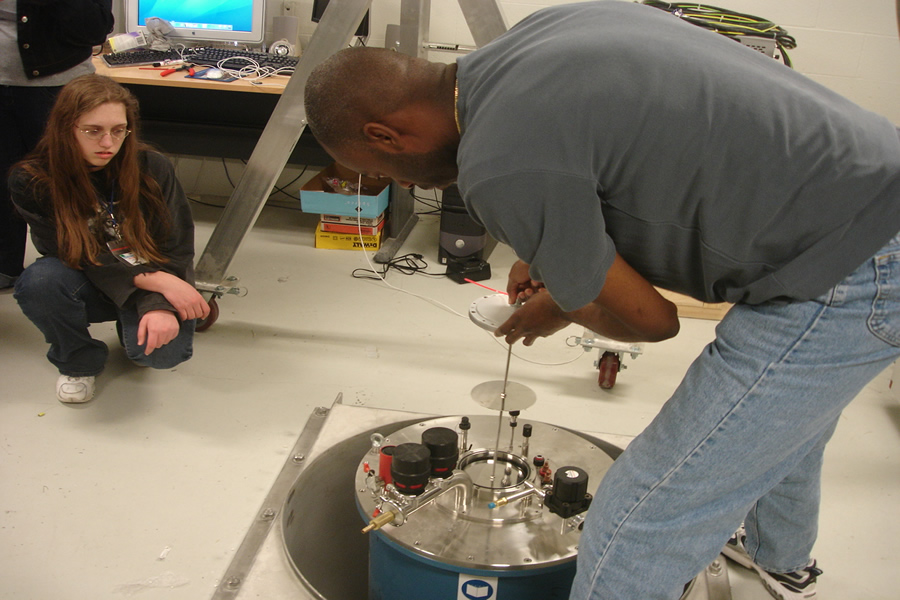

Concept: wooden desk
[[94, 54, 417, 268], [93, 56, 331, 165]]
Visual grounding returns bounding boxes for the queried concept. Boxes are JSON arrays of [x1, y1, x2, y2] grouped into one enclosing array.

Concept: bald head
[[305, 47, 452, 151]]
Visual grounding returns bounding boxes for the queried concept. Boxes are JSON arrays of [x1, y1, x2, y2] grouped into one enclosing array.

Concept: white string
[[355, 174, 466, 318], [353, 175, 585, 367]]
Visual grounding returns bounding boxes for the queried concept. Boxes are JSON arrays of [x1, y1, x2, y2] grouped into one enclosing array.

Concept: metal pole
[[194, 0, 373, 294], [458, 0, 508, 48]]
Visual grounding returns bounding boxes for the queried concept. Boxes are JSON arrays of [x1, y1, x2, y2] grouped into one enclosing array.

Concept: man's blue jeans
[[570, 230, 900, 600], [14, 257, 195, 377]]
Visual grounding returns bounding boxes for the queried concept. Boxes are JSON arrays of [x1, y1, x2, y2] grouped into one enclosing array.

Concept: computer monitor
[[124, 0, 266, 45], [311, 0, 369, 38]]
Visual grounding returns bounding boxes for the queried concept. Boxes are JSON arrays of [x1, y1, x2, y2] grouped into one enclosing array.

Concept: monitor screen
[[311, 0, 369, 38], [125, 0, 265, 44]]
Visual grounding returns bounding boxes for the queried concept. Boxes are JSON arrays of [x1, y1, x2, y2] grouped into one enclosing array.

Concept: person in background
[[302, 2, 900, 599], [1, 0, 114, 290], [9, 74, 209, 404]]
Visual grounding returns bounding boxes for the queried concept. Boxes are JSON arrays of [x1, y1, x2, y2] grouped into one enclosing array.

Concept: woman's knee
[[14, 258, 86, 313], [131, 345, 193, 369], [125, 321, 195, 369], [15, 258, 83, 298]]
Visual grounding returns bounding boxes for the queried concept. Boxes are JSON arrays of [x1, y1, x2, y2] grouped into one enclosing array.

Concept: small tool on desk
[[160, 63, 195, 77]]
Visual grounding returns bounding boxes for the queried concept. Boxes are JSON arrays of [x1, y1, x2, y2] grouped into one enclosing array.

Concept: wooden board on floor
[[657, 289, 731, 321]]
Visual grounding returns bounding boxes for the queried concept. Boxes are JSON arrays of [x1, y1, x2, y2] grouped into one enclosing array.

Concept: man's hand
[[138, 309, 180, 354], [497, 253, 680, 346], [506, 260, 545, 304], [134, 271, 211, 321], [495, 290, 569, 346]]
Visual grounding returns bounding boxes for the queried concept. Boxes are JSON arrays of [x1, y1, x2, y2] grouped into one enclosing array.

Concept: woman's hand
[[134, 271, 211, 321], [138, 309, 181, 354]]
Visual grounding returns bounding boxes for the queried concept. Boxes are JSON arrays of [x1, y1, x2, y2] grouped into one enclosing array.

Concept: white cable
[[353, 176, 585, 367], [354, 175, 466, 318]]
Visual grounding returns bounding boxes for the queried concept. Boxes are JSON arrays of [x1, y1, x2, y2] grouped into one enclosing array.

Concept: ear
[[362, 122, 406, 153]]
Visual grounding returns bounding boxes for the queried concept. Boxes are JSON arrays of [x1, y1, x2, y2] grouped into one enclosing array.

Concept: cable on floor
[[350, 177, 584, 367]]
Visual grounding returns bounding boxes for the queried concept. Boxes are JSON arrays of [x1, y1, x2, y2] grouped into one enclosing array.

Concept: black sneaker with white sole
[[721, 529, 822, 600]]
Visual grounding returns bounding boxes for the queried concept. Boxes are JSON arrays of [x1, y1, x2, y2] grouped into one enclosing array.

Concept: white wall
[[279, 0, 899, 122], [110, 1, 900, 197]]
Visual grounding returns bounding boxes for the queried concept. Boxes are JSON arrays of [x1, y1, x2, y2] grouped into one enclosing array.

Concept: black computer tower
[[439, 185, 492, 282]]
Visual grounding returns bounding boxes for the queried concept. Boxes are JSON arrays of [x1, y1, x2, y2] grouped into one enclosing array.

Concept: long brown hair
[[18, 74, 170, 267]]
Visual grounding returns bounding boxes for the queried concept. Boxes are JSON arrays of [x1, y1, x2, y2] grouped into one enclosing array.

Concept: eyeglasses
[[76, 126, 132, 141]]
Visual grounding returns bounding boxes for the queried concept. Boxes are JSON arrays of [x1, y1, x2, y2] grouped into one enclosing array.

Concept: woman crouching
[[9, 74, 209, 404]]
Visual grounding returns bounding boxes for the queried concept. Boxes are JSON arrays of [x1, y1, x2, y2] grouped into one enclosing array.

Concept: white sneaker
[[56, 375, 95, 404]]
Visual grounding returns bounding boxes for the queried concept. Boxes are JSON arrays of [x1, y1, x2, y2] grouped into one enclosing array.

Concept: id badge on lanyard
[[102, 186, 147, 266]]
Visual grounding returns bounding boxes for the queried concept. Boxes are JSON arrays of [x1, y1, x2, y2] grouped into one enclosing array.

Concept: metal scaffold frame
[[193, 0, 508, 327]]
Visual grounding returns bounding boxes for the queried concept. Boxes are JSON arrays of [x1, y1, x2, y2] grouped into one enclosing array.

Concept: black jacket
[[17, 0, 114, 79], [9, 151, 197, 318]]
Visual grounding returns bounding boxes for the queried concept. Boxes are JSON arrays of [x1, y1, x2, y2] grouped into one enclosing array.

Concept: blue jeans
[[570, 230, 900, 600], [14, 257, 195, 376]]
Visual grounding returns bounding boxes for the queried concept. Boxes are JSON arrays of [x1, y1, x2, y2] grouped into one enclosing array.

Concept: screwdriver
[[160, 63, 195, 77]]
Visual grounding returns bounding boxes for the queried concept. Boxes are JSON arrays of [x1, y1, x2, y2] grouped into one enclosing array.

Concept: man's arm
[[497, 253, 680, 345]]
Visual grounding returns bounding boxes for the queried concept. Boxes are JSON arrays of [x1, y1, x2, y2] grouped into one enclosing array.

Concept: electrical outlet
[[283, 1, 300, 17]]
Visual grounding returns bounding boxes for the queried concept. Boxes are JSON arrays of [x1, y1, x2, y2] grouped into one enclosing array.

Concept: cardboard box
[[314, 223, 383, 251], [321, 213, 385, 227], [320, 218, 386, 236], [300, 163, 390, 218]]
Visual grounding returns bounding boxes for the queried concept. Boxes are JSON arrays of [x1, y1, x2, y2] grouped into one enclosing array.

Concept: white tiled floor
[[1, 200, 898, 599]]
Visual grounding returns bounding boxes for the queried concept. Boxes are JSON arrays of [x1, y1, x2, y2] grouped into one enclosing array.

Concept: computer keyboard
[[101, 47, 298, 72], [187, 47, 298, 72], [101, 48, 183, 67]]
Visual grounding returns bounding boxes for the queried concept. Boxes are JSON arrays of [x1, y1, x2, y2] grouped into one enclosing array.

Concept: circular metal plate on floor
[[469, 293, 517, 332], [471, 380, 537, 411]]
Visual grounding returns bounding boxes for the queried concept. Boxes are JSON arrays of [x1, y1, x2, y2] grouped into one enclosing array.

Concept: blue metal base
[[369, 532, 575, 600]]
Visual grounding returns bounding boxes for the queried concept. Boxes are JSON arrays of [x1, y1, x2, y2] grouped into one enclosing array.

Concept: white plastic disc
[[471, 380, 537, 411], [469, 294, 517, 332]]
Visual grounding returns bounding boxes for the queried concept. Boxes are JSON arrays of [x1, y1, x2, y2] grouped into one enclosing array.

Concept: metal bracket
[[195, 276, 245, 299]]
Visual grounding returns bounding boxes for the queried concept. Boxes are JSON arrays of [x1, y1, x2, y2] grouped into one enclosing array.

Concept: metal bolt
[[225, 576, 241, 589], [314, 407, 329, 417], [261, 508, 276, 520], [293, 454, 305, 463], [708, 559, 723, 576]]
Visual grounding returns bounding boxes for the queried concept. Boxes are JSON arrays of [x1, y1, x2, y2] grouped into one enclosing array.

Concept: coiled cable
[[642, 1, 797, 67]]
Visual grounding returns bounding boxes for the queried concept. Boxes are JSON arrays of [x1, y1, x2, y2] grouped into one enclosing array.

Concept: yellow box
[[314, 223, 383, 251]]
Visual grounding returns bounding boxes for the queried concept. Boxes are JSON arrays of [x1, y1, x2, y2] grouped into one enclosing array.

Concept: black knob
[[523, 424, 532, 438], [459, 416, 471, 431], [391, 443, 431, 495], [552, 466, 588, 503], [533, 455, 545, 467], [545, 465, 592, 518], [421, 427, 459, 478]]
